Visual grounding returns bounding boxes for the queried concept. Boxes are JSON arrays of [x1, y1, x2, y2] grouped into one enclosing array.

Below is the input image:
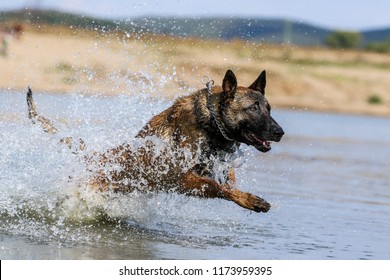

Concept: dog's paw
[[251, 195, 271, 213], [228, 189, 271, 213]]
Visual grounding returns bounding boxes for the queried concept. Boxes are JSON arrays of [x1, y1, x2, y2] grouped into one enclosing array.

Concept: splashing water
[[0, 90, 262, 256], [1, 89, 390, 259]]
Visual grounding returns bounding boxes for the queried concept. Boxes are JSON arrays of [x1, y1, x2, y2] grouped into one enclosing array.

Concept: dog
[[27, 69, 284, 213]]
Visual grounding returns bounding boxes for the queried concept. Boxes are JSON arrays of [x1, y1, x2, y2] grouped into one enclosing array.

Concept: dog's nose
[[273, 126, 284, 139]]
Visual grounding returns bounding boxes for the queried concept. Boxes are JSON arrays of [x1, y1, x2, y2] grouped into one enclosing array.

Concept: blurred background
[[1, 0, 390, 115]]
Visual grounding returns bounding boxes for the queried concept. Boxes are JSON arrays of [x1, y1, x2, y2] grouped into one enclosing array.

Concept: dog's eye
[[246, 101, 260, 112]]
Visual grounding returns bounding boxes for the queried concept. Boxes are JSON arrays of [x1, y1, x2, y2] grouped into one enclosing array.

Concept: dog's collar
[[204, 79, 235, 142]]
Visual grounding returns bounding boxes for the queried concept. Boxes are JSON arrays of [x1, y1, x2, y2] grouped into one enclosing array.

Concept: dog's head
[[220, 70, 284, 152]]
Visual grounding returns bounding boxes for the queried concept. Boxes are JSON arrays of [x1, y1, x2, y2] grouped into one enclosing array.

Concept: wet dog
[[27, 70, 284, 213]]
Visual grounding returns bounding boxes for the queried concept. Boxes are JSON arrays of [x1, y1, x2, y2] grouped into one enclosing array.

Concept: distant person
[[11, 23, 23, 40], [0, 24, 23, 57]]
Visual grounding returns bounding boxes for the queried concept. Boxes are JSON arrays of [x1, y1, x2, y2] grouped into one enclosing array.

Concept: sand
[[1, 29, 390, 116]]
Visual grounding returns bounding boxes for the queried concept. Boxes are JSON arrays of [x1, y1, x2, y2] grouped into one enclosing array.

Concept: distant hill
[[0, 9, 119, 31], [1, 9, 389, 46], [126, 17, 331, 46], [361, 27, 390, 44]]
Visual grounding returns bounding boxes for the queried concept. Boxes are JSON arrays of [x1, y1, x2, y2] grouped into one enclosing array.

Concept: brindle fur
[[27, 70, 284, 213]]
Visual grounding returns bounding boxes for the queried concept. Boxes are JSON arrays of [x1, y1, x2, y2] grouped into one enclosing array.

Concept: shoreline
[[1, 30, 389, 117], [2, 86, 388, 119]]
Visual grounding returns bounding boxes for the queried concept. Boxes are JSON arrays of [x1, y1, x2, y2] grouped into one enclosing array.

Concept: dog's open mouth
[[243, 132, 272, 152]]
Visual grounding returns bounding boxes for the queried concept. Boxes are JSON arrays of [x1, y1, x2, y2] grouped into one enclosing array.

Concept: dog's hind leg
[[27, 87, 58, 134], [179, 171, 270, 213]]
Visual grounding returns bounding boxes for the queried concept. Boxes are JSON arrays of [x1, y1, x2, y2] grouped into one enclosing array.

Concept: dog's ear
[[222, 69, 237, 98], [249, 70, 266, 95]]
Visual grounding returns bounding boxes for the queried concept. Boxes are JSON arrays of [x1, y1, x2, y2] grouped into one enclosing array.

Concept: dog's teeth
[[263, 141, 271, 147]]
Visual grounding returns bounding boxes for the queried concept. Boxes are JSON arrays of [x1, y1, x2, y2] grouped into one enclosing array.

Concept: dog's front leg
[[178, 171, 270, 213], [226, 188, 271, 213], [178, 170, 228, 198]]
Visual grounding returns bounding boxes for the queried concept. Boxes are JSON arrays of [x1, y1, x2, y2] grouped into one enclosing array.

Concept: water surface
[[0, 91, 389, 259]]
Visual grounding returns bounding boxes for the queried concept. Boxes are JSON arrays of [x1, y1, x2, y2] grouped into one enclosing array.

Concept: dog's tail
[[27, 87, 58, 134], [27, 87, 86, 152]]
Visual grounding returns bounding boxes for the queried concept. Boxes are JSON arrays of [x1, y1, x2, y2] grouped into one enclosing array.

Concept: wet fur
[[27, 70, 284, 213]]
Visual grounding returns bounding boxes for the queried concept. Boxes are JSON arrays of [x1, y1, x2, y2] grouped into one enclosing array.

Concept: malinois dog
[[27, 70, 284, 213]]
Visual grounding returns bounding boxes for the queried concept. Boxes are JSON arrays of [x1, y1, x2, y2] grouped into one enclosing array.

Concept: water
[[0, 91, 389, 259]]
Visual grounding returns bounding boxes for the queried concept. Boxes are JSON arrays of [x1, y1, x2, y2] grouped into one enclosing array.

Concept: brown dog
[[27, 70, 284, 213]]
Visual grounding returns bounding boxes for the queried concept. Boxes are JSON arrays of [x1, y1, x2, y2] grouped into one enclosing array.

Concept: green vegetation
[[367, 95, 383, 105], [324, 31, 362, 49], [366, 39, 390, 53], [55, 62, 73, 72]]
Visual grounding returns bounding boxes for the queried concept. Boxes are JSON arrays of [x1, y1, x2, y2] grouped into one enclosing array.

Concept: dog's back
[[90, 89, 220, 193]]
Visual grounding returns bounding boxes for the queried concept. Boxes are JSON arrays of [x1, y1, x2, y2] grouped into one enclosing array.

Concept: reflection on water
[[0, 91, 389, 259]]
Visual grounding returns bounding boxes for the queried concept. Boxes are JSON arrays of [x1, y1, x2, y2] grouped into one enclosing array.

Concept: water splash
[[2, 91, 390, 259], [0, 91, 258, 250]]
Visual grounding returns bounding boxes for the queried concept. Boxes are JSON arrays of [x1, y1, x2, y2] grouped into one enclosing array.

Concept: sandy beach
[[1, 27, 390, 116]]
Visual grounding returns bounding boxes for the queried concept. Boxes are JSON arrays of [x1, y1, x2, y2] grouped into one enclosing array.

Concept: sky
[[1, 0, 390, 31]]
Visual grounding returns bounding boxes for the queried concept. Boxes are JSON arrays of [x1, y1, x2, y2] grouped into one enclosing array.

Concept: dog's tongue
[[252, 134, 270, 147]]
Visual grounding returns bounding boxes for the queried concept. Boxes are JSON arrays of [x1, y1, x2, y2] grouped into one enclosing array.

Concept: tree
[[366, 38, 390, 53], [325, 31, 362, 49]]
